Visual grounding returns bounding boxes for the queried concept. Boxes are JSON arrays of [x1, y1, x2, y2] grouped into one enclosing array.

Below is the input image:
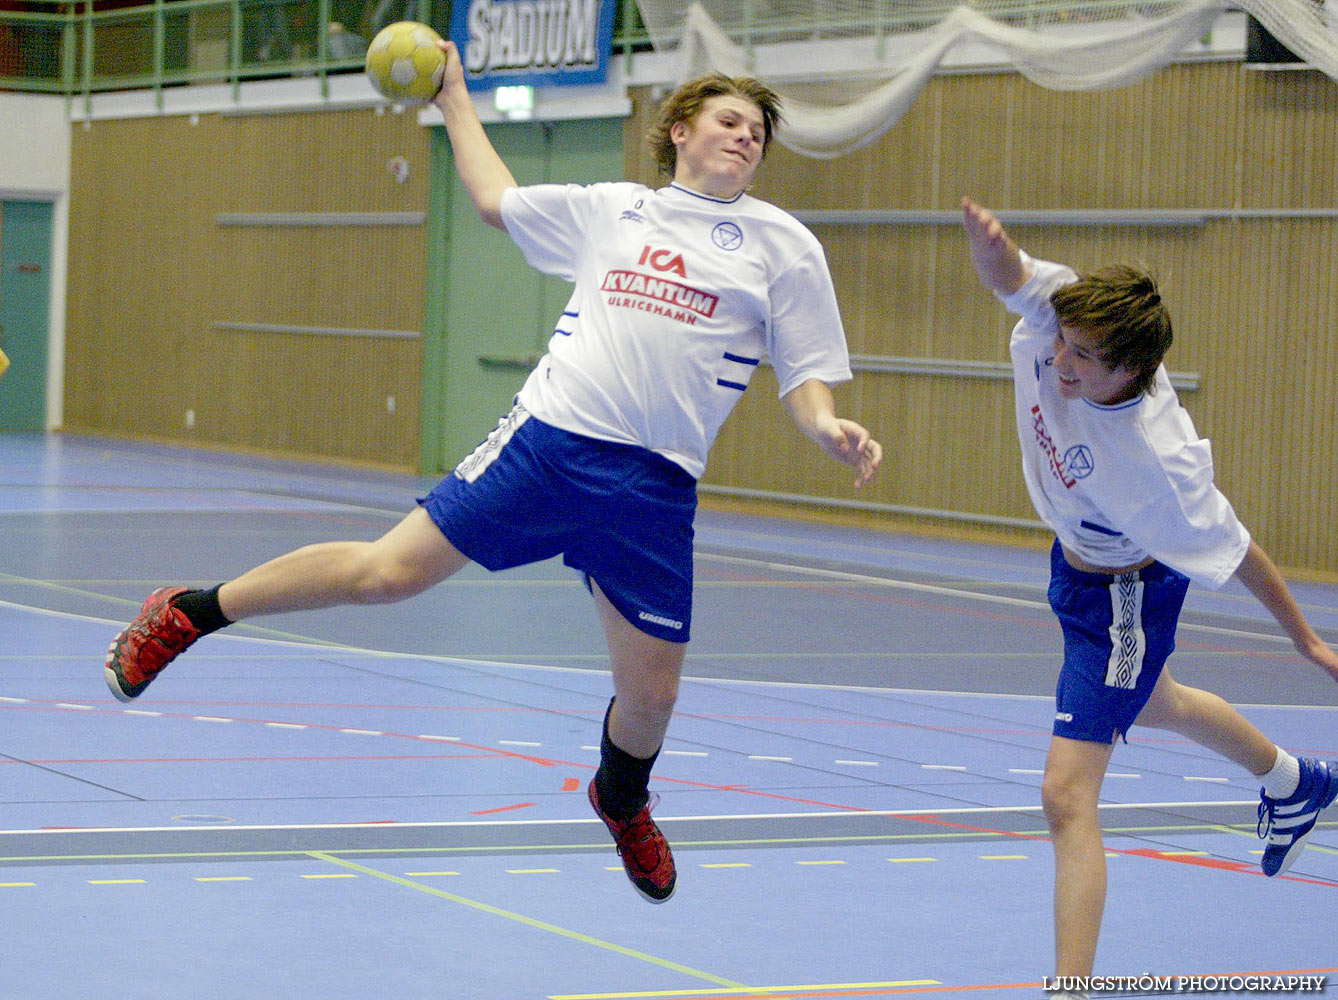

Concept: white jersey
[[1002, 253, 1250, 589], [500, 181, 852, 479]]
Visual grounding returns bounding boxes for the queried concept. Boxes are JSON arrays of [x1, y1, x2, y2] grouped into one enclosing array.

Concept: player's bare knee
[[612, 671, 680, 734], [619, 686, 679, 726], [353, 557, 433, 604], [1041, 774, 1086, 831]]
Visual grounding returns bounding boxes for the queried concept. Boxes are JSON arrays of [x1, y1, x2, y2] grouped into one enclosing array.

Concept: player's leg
[[106, 506, 470, 701], [1134, 668, 1276, 772], [586, 579, 686, 903], [1137, 668, 1338, 875], [1042, 544, 1182, 980], [594, 578, 685, 756], [218, 506, 469, 618], [1042, 734, 1116, 979]]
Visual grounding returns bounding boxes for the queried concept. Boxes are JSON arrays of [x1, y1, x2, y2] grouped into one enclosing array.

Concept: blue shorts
[[1047, 540, 1190, 744], [419, 405, 697, 643]]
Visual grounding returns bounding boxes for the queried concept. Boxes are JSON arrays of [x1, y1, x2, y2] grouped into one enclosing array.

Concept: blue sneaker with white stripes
[[1257, 757, 1338, 876]]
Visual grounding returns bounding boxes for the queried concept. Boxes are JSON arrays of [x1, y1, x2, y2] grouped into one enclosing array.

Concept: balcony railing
[[0, 0, 652, 102]]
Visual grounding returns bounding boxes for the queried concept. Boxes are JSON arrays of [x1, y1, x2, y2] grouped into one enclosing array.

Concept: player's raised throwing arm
[[962, 197, 1031, 296], [431, 40, 517, 230]]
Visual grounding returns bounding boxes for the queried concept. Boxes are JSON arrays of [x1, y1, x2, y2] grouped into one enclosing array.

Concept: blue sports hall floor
[[1, 432, 1335, 999]]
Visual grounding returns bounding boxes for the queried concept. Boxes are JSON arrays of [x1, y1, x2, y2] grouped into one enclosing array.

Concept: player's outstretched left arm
[[962, 197, 1031, 297], [781, 378, 882, 489], [431, 40, 516, 229], [1234, 540, 1338, 682]]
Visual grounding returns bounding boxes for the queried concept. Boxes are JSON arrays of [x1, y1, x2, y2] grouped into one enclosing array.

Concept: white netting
[[638, 0, 1338, 157]]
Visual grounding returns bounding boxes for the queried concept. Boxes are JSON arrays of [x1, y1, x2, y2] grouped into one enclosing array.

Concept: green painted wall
[[421, 117, 624, 474], [0, 200, 53, 430]]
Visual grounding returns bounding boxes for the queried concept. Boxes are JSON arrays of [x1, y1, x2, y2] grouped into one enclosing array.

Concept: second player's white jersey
[[1001, 253, 1250, 589], [500, 181, 852, 479]]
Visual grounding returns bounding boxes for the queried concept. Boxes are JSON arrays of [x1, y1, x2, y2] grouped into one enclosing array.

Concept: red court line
[[470, 802, 536, 815], [893, 815, 1338, 887], [1121, 847, 1338, 888], [0, 754, 493, 765], [898, 813, 1049, 842]]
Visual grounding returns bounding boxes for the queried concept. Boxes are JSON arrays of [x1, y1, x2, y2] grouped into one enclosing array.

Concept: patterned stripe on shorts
[[1104, 571, 1147, 690], [454, 403, 531, 484]]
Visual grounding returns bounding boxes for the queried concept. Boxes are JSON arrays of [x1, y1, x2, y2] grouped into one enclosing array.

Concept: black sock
[[171, 585, 233, 636], [595, 697, 660, 821]]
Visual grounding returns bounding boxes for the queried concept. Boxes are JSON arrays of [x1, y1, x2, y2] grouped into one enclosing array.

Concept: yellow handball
[[365, 21, 446, 104]]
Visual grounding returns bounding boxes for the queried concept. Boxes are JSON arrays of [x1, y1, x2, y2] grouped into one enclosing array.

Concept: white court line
[[698, 552, 1315, 647], [0, 799, 1258, 837], [0, 594, 1333, 710]]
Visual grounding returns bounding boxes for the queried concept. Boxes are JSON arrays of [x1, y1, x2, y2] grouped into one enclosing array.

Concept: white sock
[[1260, 747, 1301, 799]]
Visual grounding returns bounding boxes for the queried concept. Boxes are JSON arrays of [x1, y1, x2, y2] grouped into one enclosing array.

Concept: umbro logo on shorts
[[638, 610, 683, 631]]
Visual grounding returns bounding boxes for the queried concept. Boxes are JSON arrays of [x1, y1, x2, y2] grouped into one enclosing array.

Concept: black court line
[[0, 803, 1278, 867]]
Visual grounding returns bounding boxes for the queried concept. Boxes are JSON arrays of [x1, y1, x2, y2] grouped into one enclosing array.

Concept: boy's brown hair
[[1050, 265, 1173, 397], [647, 73, 784, 177]]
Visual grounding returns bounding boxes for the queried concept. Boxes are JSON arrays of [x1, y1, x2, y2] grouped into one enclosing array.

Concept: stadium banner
[[451, 0, 618, 90]]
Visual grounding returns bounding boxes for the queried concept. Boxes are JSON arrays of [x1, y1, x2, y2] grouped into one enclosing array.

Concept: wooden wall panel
[[642, 62, 1338, 575], [64, 106, 429, 468], [64, 63, 1338, 572]]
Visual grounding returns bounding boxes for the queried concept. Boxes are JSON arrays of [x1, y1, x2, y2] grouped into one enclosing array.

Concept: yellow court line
[[549, 981, 940, 999], [306, 852, 747, 989]]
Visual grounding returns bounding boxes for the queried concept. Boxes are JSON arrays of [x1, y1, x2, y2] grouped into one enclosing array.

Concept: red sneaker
[[105, 587, 200, 702], [588, 778, 676, 903]]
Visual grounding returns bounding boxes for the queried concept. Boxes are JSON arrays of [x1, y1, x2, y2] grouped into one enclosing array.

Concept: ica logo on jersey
[[637, 245, 687, 276], [601, 244, 719, 322]]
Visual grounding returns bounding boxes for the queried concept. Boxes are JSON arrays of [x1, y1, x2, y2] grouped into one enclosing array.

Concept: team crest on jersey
[[711, 221, 743, 251], [1063, 444, 1095, 479]]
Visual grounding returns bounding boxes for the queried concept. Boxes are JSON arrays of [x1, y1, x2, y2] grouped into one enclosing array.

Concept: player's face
[[1052, 324, 1139, 405], [670, 95, 766, 199]]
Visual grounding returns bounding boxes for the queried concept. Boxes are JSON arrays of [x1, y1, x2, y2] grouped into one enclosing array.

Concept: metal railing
[[0, 0, 1200, 104], [0, 0, 651, 103]]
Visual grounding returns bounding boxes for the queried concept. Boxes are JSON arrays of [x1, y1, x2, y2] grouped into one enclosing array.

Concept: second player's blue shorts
[[1047, 539, 1190, 744]]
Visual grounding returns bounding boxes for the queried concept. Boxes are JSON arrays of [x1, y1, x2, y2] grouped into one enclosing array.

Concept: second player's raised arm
[[962, 197, 1031, 297]]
